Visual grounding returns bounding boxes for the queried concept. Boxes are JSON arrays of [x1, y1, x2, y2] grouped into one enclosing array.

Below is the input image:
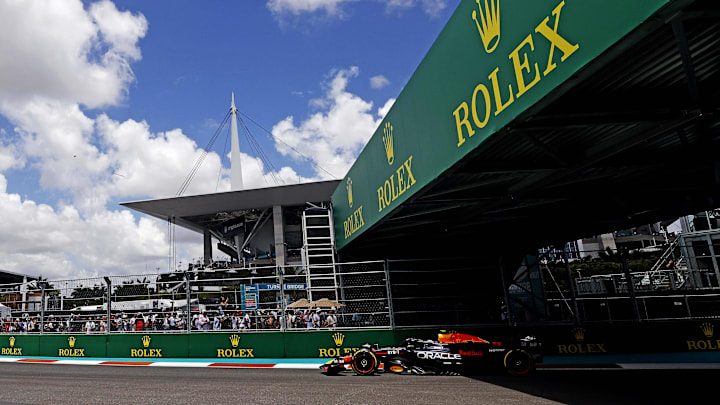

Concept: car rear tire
[[351, 349, 379, 376], [503, 349, 534, 376]]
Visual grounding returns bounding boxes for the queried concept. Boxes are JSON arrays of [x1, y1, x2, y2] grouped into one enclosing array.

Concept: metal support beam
[[621, 255, 641, 322], [203, 230, 212, 266], [498, 257, 513, 326], [672, 19, 700, 104], [562, 249, 580, 323], [273, 205, 285, 266]]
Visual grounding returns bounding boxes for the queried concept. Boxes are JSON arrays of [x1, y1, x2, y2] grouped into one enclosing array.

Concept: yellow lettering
[[131, 349, 139, 357], [535, 1, 579, 76], [687, 341, 697, 351], [383, 180, 392, 208], [404, 156, 416, 186], [557, 345, 568, 354], [509, 35, 541, 98], [377, 187, 385, 212], [217, 349, 225, 357], [453, 102, 475, 147], [397, 165, 406, 193], [488, 67, 514, 116], [318, 348, 329, 357], [471, 84, 491, 129]]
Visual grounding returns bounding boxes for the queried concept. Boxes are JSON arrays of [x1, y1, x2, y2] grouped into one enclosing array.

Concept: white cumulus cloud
[[267, 0, 448, 19], [370, 75, 391, 89], [0, 0, 147, 109], [271, 67, 394, 179]]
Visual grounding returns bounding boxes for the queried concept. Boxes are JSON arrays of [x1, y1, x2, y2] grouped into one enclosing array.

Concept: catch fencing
[[0, 261, 391, 334]]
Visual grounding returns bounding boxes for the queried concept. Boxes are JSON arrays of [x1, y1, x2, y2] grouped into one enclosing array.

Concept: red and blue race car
[[321, 332, 541, 376]]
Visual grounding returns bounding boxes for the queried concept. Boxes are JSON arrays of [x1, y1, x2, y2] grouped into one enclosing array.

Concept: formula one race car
[[321, 332, 541, 376]]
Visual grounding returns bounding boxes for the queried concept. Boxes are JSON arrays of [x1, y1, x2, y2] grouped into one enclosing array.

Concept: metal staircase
[[302, 206, 338, 301], [642, 236, 687, 289]]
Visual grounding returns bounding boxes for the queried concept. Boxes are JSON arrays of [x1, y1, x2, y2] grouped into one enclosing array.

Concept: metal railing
[[0, 261, 391, 334], [548, 293, 720, 322]]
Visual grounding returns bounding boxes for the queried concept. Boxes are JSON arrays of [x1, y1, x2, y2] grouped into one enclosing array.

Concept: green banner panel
[[332, 0, 673, 249], [106, 333, 189, 359], [283, 329, 397, 358], [0, 334, 39, 356], [39, 334, 107, 358], [187, 332, 285, 358]]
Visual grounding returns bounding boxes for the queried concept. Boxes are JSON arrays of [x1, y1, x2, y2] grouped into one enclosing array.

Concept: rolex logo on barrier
[[332, 332, 345, 347], [318, 332, 359, 358], [701, 322, 714, 338], [382, 122, 394, 165], [229, 334, 241, 348], [217, 334, 254, 358], [1, 336, 22, 356], [572, 327, 585, 342], [687, 322, 720, 351], [59, 336, 85, 357], [472, 0, 501, 54], [557, 327, 607, 355], [131, 335, 162, 358]]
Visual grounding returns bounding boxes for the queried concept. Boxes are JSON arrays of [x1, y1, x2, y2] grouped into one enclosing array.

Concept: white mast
[[230, 92, 244, 190]]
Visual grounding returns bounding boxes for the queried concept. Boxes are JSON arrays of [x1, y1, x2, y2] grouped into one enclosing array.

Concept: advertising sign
[[241, 284, 258, 310], [332, 0, 673, 249]]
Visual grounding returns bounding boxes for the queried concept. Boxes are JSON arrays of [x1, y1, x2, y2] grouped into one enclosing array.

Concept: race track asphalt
[[0, 363, 716, 404]]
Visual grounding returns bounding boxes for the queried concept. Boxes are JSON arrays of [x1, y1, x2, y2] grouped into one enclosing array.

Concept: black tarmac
[[0, 363, 716, 404]]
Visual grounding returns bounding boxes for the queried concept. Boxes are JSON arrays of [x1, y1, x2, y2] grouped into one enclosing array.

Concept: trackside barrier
[[2, 321, 720, 360]]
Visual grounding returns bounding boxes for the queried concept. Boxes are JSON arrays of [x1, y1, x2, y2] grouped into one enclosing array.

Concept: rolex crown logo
[[346, 177, 353, 208], [382, 122, 394, 166], [68, 336, 76, 348], [332, 332, 345, 347], [472, 0, 501, 54], [141, 335, 151, 348], [9, 336, 15, 347], [701, 322, 714, 338], [572, 327, 585, 342], [229, 334, 241, 348]]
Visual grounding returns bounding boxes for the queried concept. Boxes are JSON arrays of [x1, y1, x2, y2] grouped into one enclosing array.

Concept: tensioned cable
[[236, 110, 336, 179], [176, 110, 231, 196], [215, 122, 231, 192], [238, 116, 283, 185]]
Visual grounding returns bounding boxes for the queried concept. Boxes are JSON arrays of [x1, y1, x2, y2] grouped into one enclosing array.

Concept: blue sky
[[0, 0, 458, 278]]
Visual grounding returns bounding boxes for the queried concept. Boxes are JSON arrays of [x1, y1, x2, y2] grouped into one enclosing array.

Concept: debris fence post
[[104, 277, 112, 334], [279, 266, 286, 331], [185, 272, 191, 333], [40, 285, 45, 335], [384, 260, 395, 329]]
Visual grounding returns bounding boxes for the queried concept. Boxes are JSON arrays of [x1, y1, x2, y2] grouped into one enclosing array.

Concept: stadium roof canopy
[[332, 0, 720, 258], [121, 180, 340, 234]]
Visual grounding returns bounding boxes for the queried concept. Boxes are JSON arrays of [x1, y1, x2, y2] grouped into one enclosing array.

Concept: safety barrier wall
[[1, 320, 719, 360]]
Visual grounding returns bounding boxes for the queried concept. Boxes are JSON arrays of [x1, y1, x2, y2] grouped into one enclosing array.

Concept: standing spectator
[[312, 309, 321, 329], [169, 313, 176, 330], [213, 314, 221, 331], [163, 314, 170, 330], [326, 310, 337, 329]]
